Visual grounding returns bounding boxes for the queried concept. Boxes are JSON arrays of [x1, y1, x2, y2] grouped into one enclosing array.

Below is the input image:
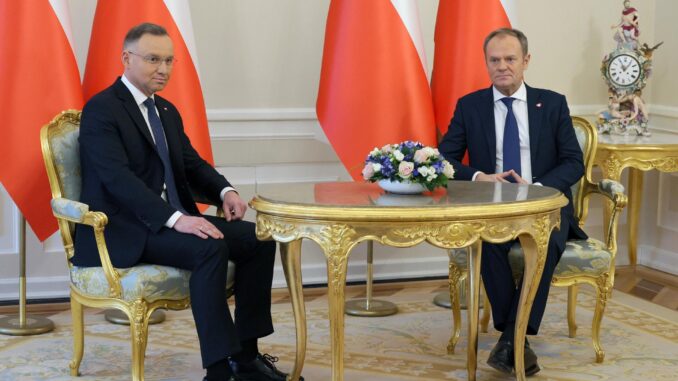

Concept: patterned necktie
[[500, 97, 521, 182], [143, 97, 187, 214]]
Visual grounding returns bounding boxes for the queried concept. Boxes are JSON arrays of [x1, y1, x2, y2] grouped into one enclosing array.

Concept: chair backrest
[[40, 110, 82, 262], [569, 116, 597, 226]]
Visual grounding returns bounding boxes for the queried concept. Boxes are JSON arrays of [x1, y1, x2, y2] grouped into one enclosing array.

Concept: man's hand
[[173, 215, 224, 239], [505, 170, 529, 184], [476, 170, 528, 184], [222, 191, 247, 222]]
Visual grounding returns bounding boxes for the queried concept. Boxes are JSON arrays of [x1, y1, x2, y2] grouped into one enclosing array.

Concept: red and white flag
[[0, 0, 83, 241], [83, 0, 213, 164], [316, 0, 437, 180], [431, 0, 515, 134]]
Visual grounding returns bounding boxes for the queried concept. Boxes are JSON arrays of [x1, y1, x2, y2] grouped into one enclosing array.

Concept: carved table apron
[[595, 130, 678, 265], [250, 181, 567, 381]]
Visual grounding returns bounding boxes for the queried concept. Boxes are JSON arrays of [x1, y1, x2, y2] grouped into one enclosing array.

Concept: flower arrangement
[[362, 141, 454, 191]]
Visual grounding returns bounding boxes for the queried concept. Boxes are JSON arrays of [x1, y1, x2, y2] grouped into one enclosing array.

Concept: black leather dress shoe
[[487, 340, 513, 374], [524, 341, 541, 376], [487, 340, 541, 376], [230, 353, 304, 381]]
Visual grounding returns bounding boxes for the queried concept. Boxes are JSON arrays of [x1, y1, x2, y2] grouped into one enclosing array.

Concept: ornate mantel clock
[[598, 0, 662, 136]]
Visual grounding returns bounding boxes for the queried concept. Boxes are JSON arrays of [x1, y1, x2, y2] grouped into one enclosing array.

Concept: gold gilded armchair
[[446, 117, 627, 362], [40, 110, 235, 380]]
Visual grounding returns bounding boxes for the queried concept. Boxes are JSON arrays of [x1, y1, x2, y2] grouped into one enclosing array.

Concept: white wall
[[1, 0, 677, 301]]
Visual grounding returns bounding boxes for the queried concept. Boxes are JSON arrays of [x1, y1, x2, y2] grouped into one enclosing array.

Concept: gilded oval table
[[594, 130, 678, 265], [250, 181, 567, 381]]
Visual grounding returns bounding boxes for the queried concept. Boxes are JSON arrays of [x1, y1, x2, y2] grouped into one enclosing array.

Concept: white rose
[[398, 161, 414, 179], [372, 163, 382, 173], [362, 164, 375, 180], [417, 165, 431, 177], [413, 150, 428, 163], [393, 150, 405, 161], [443, 161, 455, 178]]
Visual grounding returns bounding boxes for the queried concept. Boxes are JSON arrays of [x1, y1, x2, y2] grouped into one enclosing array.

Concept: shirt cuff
[[220, 187, 237, 201], [165, 211, 183, 228], [471, 171, 482, 181]]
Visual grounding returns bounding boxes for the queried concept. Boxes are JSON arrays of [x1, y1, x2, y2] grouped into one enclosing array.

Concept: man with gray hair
[[439, 28, 587, 376]]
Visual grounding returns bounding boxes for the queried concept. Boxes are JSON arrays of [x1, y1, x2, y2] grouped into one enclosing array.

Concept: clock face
[[607, 54, 641, 87]]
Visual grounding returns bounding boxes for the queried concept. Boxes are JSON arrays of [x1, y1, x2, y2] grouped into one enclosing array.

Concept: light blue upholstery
[[49, 122, 81, 202], [71, 264, 191, 302], [508, 239, 612, 280]]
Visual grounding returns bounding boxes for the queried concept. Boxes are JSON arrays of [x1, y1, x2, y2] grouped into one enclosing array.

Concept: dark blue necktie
[[143, 97, 187, 214], [500, 97, 521, 182]]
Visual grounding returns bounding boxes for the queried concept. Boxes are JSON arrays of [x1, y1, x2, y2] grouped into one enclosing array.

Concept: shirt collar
[[493, 82, 527, 103], [121, 74, 154, 107]]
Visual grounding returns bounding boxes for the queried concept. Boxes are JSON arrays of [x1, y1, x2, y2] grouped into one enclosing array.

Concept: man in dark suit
[[75, 23, 300, 381], [439, 28, 587, 376]]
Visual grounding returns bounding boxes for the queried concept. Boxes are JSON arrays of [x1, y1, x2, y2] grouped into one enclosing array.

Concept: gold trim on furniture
[[594, 129, 678, 265], [251, 181, 567, 381]]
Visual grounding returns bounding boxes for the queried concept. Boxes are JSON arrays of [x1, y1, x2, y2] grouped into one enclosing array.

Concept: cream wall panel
[[651, 0, 678, 107]]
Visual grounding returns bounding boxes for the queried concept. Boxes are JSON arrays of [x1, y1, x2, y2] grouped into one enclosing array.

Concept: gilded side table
[[250, 181, 567, 381], [594, 130, 678, 265]]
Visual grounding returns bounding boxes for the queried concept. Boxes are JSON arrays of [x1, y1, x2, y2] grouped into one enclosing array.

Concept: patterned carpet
[[1, 285, 677, 381]]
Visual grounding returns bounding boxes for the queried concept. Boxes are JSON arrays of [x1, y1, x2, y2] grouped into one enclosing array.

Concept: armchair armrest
[[582, 179, 628, 254], [50, 197, 123, 298]]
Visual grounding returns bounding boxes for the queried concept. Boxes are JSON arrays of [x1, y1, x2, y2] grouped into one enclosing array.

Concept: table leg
[[514, 233, 548, 381], [280, 240, 306, 381], [466, 240, 482, 381], [627, 168, 644, 266], [326, 245, 352, 381]]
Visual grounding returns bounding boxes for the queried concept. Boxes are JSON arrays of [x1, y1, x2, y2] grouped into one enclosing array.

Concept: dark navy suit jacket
[[74, 78, 230, 267], [439, 84, 587, 241]]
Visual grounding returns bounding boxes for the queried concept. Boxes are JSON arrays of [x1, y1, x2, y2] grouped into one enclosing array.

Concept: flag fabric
[[316, 0, 437, 180], [83, 0, 213, 164], [0, 0, 83, 241], [431, 0, 514, 134]]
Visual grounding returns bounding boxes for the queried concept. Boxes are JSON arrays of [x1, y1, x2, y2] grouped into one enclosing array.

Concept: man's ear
[[523, 53, 531, 69], [121, 51, 130, 68]]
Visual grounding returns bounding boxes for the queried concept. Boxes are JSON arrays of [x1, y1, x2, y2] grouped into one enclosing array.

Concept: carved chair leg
[[447, 262, 464, 355], [567, 284, 579, 338], [128, 302, 151, 381], [592, 282, 612, 363], [69, 297, 84, 377], [480, 283, 490, 333]]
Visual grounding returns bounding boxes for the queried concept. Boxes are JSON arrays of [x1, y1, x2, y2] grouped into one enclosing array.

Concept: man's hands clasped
[[476, 170, 528, 184]]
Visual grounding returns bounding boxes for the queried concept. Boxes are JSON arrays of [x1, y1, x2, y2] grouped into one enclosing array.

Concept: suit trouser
[[140, 215, 276, 368], [481, 210, 570, 336]]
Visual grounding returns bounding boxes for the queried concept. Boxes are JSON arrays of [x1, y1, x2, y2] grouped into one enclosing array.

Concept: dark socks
[[206, 358, 233, 380], [232, 339, 258, 364], [499, 324, 529, 345]]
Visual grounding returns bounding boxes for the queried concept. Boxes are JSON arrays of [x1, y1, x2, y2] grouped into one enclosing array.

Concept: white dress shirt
[[121, 75, 234, 228], [472, 82, 537, 185]]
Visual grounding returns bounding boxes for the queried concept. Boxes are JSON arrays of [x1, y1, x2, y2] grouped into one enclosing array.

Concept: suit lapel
[[114, 79, 156, 150], [477, 86, 496, 166], [526, 85, 542, 167]]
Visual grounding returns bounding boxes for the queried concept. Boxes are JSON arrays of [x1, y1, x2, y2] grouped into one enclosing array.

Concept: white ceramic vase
[[377, 179, 426, 194]]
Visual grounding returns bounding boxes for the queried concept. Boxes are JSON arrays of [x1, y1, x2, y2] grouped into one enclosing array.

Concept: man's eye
[[148, 56, 160, 64]]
